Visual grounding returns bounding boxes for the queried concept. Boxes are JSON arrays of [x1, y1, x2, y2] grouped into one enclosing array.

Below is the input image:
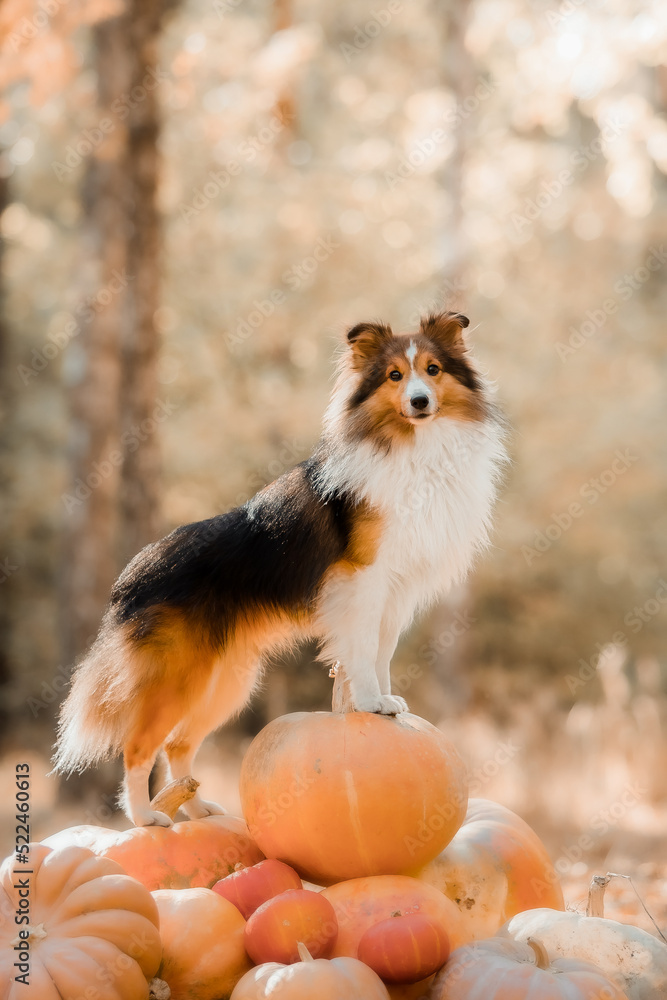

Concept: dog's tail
[[52, 623, 129, 775]]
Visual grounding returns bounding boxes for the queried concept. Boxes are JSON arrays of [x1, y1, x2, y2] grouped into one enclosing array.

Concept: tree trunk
[[61, 0, 170, 667], [114, 4, 165, 567], [0, 172, 11, 736], [436, 0, 474, 303], [273, 0, 296, 132]]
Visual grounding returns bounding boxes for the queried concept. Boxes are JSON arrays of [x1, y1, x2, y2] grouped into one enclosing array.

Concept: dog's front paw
[[376, 694, 409, 716], [351, 694, 409, 715]]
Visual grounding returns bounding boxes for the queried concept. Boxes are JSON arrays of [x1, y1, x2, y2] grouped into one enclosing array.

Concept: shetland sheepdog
[[54, 312, 506, 827]]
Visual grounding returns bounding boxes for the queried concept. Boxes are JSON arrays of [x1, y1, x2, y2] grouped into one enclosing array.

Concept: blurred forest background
[[1, 0, 667, 926]]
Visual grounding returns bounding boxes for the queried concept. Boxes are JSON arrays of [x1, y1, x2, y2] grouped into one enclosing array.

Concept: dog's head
[[341, 312, 488, 445]]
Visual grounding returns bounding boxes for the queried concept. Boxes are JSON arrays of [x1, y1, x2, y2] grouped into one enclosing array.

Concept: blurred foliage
[[0, 0, 666, 764]]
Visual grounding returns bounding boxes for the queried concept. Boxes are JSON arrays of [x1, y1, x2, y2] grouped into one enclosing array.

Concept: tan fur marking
[[348, 380, 416, 448], [343, 501, 384, 568], [117, 608, 299, 768], [162, 615, 298, 762], [436, 372, 487, 422]]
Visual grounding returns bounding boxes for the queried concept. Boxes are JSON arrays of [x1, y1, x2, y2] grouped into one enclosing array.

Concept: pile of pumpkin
[[2, 711, 667, 999]]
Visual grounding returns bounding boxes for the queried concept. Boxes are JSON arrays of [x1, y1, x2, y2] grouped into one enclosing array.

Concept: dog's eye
[[426, 364, 439, 376], [388, 370, 402, 381]]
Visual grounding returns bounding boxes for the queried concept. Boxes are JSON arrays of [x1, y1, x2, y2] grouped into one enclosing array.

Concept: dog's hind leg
[[163, 717, 227, 820], [164, 649, 264, 820], [122, 698, 187, 827]]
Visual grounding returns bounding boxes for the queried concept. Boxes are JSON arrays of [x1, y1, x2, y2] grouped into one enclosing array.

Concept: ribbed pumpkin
[[0, 843, 161, 1000], [230, 942, 391, 1000], [429, 937, 629, 999], [239, 712, 468, 883], [44, 778, 263, 891], [416, 798, 564, 939]]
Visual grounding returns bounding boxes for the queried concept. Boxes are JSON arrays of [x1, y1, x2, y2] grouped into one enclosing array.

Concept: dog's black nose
[[411, 395, 429, 410]]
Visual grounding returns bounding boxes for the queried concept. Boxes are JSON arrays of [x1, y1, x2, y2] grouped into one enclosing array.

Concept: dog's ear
[[346, 322, 393, 365], [420, 312, 470, 350], [448, 311, 470, 329]]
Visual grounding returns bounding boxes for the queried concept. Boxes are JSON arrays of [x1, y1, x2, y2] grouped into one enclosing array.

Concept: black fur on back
[[109, 456, 354, 648]]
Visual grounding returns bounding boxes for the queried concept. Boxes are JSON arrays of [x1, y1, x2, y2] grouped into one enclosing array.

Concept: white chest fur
[[320, 418, 506, 606]]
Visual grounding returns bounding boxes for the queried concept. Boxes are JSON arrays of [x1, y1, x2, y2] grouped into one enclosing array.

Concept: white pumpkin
[[498, 875, 667, 1000]]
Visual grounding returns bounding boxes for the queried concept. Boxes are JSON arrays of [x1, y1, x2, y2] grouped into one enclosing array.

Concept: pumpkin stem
[[592, 872, 667, 944], [148, 978, 171, 999], [296, 942, 315, 963], [586, 874, 611, 918], [526, 937, 551, 970], [150, 777, 200, 821], [10, 923, 47, 948], [331, 661, 356, 713]]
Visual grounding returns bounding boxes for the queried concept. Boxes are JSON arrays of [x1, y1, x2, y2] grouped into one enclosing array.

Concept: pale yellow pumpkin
[[230, 942, 390, 999], [153, 886, 252, 999], [0, 843, 161, 1000], [416, 798, 564, 940]]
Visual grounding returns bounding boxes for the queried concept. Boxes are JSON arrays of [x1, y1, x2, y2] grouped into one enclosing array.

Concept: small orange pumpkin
[[244, 888, 338, 964], [0, 843, 161, 1000], [358, 913, 450, 983], [213, 858, 302, 918], [152, 886, 252, 999], [230, 942, 391, 999], [429, 937, 628, 999], [416, 798, 564, 939], [44, 778, 263, 891], [240, 712, 467, 883]]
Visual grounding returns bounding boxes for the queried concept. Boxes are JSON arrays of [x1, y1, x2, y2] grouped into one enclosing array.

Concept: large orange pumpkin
[[239, 712, 468, 883], [44, 778, 263, 891], [429, 937, 629, 999], [416, 798, 564, 939], [230, 942, 391, 999], [0, 843, 161, 1000], [152, 887, 252, 999], [321, 874, 468, 958]]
